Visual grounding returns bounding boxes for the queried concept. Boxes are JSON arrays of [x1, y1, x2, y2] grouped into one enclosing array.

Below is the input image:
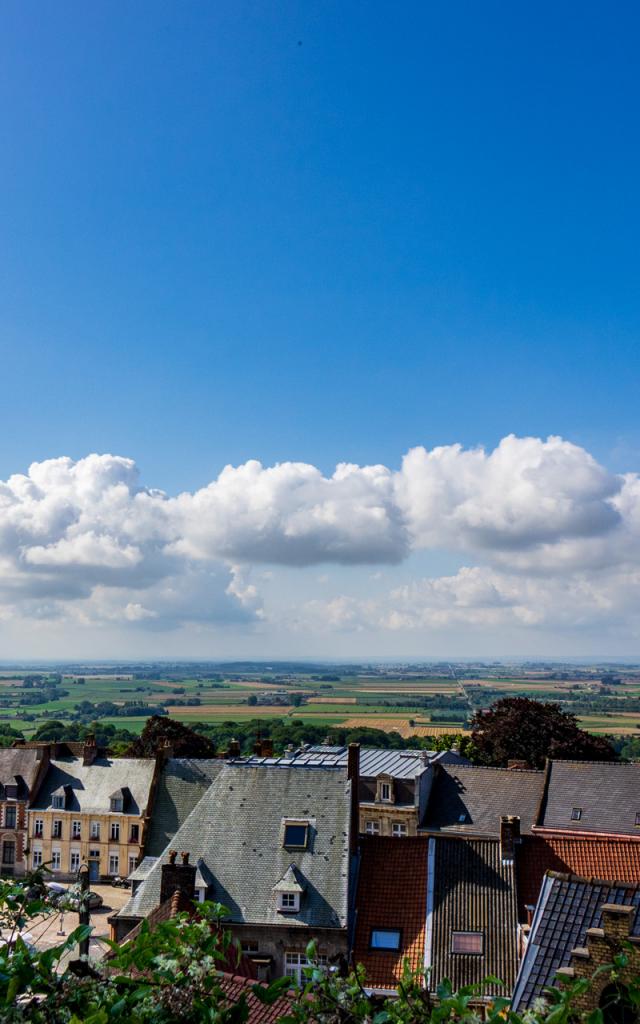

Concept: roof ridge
[[546, 870, 640, 890]]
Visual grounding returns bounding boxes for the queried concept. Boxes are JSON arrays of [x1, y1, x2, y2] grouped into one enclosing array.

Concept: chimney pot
[[160, 852, 196, 906]]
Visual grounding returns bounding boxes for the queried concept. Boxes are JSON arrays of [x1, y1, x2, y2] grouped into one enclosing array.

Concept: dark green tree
[[470, 697, 616, 768]]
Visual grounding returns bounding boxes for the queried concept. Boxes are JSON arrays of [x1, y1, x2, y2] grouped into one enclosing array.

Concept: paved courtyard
[[18, 884, 132, 962]]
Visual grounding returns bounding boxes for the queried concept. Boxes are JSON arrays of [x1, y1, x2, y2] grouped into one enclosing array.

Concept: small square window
[[392, 822, 408, 837], [571, 807, 582, 821], [451, 931, 483, 954], [370, 929, 401, 950], [283, 822, 308, 848], [458, 813, 467, 823], [278, 891, 300, 913], [365, 820, 380, 835]]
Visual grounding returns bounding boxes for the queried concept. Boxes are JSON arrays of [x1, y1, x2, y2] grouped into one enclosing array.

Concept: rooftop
[[30, 756, 156, 816], [422, 764, 545, 836], [237, 745, 467, 780], [353, 834, 519, 995], [512, 873, 640, 1010], [0, 746, 43, 799], [144, 757, 224, 857], [517, 834, 640, 911], [537, 760, 640, 836], [117, 761, 353, 931]]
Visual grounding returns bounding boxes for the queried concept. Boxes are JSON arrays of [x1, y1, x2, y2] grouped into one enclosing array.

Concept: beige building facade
[[28, 741, 157, 882]]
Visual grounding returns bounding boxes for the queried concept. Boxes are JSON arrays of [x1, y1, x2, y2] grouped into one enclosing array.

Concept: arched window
[[599, 983, 638, 1024]]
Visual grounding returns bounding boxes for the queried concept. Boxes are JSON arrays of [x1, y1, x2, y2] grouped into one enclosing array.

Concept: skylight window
[[451, 931, 484, 954], [370, 929, 401, 950], [635, 812, 640, 827], [283, 822, 309, 849], [571, 807, 582, 821]]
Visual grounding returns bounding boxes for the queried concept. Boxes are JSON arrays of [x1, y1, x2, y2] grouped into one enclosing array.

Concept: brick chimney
[[226, 738, 241, 759], [347, 743, 360, 855], [261, 738, 273, 757], [500, 815, 521, 863], [83, 735, 98, 766], [160, 850, 196, 906]]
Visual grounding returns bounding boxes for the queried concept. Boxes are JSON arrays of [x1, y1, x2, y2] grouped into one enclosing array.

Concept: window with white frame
[[278, 891, 300, 913], [33, 817, 44, 837], [32, 849, 43, 868], [51, 849, 61, 870], [109, 853, 119, 875], [128, 854, 138, 875], [89, 848, 100, 859], [52, 819, 62, 838], [72, 820, 81, 839], [110, 822, 120, 841], [376, 777, 394, 803], [52, 794, 64, 809], [70, 850, 81, 873], [391, 822, 408, 837], [284, 951, 327, 986], [110, 797, 123, 813], [365, 820, 380, 835], [90, 821, 100, 839]]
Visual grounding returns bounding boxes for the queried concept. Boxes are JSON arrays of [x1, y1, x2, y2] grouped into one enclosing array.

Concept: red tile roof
[[217, 974, 292, 1023], [518, 834, 640, 910], [353, 836, 428, 989]]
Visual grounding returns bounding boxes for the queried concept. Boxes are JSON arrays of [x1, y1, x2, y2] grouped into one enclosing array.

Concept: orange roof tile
[[353, 836, 428, 989], [518, 834, 640, 910]]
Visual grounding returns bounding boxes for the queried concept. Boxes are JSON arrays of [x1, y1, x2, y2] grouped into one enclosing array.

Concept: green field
[[2, 664, 640, 743]]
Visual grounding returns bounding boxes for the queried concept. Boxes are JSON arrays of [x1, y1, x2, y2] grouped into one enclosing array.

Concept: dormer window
[[278, 891, 300, 913], [52, 794, 64, 809], [4, 784, 18, 800], [376, 776, 394, 804], [283, 821, 309, 849], [571, 807, 582, 821], [273, 864, 305, 914], [635, 812, 640, 827]]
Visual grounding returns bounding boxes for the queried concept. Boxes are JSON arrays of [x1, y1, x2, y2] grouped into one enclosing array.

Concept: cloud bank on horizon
[[1, 434, 639, 647]]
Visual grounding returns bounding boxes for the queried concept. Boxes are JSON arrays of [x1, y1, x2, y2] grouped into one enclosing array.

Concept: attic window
[[52, 794, 64, 809], [4, 784, 18, 800], [635, 813, 640, 827], [283, 822, 309, 849], [458, 814, 466, 823], [111, 797, 124, 813], [278, 891, 300, 913], [451, 931, 484, 955], [571, 807, 582, 821], [370, 928, 401, 951]]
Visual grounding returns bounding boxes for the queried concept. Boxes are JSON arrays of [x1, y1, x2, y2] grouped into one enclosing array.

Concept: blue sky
[[1, 3, 640, 657]]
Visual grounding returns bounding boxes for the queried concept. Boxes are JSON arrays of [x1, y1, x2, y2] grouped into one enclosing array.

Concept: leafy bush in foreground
[[1, 873, 637, 1023]]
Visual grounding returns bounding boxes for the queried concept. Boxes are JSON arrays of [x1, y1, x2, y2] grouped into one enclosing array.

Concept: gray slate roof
[[539, 761, 640, 836], [0, 747, 42, 799], [30, 756, 156, 816], [117, 763, 352, 930], [422, 765, 545, 836], [144, 758, 224, 857], [512, 874, 640, 1010], [430, 836, 519, 995]]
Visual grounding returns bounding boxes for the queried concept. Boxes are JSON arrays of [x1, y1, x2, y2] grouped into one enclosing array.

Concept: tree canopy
[[124, 714, 217, 758], [470, 696, 616, 768]]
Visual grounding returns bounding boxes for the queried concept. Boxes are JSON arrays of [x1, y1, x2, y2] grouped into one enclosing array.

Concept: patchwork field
[[1, 663, 639, 746]]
